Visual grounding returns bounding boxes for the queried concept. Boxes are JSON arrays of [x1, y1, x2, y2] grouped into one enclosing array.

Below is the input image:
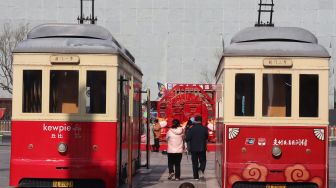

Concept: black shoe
[[168, 173, 174, 180]]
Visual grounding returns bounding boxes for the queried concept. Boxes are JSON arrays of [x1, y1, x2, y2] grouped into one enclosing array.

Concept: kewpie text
[[43, 124, 72, 133]]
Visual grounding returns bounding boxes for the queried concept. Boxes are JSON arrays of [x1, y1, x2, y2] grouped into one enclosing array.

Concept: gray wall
[[0, 0, 335, 107]]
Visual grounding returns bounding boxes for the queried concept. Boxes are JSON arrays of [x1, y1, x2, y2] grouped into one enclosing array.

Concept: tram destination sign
[[50, 55, 80, 64], [263, 58, 293, 67]]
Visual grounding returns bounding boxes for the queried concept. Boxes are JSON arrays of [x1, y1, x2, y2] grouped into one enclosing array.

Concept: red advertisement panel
[[10, 121, 118, 187], [225, 125, 328, 188]]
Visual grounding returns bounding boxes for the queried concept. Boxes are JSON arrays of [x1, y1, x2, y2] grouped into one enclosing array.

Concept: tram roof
[[224, 27, 330, 58], [13, 23, 139, 68]]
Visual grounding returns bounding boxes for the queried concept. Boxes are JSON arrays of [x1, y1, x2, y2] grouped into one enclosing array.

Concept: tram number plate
[[266, 184, 286, 188], [52, 180, 74, 187]]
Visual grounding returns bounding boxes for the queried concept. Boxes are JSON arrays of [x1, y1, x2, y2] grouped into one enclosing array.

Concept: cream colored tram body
[[215, 27, 330, 188], [10, 24, 142, 188]]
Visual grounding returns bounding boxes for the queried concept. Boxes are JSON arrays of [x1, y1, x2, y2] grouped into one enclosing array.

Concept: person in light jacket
[[166, 119, 184, 181], [148, 119, 155, 150]]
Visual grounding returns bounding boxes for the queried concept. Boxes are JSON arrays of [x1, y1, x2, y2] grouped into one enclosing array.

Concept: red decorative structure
[[0, 108, 6, 119], [157, 84, 216, 142]]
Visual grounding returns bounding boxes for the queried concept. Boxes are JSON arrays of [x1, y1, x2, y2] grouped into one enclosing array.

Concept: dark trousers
[[191, 151, 206, 179], [154, 138, 160, 151], [167, 153, 183, 178]]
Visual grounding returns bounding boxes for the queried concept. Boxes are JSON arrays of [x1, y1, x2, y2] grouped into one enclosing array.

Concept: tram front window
[[50, 70, 79, 113], [263, 74, 291, 117], [86, 71, 106, 114], [23, 70, 42, 113], [235, 74, 255, 116], [300, 74, 318, 117]]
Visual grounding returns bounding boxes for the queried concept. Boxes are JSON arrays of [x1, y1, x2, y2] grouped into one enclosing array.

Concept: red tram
[[215, 27, 330, 188], [10, 24, 142, 188]]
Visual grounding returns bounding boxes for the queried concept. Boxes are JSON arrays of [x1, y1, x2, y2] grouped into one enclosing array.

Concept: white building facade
[[0, 0, 335, 107]]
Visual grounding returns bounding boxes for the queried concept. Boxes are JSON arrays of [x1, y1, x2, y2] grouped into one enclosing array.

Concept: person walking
[[166, 119, 184, 181], [149, 118, 155, 151], [153, 118, 161, 152], [185, 116, 208, 180], [184, 119, 193, 155]]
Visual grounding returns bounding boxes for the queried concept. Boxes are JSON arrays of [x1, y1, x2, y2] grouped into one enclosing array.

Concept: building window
[[86, 71, 106, 114], [50, 70, 79, 113], [299, 74, 318, 117], [235, 74, 255, 116], [263, 74, 291, 117], [23, 70, 42, 113]]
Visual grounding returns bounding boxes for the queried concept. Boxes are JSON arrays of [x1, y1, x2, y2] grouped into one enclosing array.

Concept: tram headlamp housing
[[58, 142, 68, 153], [272, 146, 282, 158]]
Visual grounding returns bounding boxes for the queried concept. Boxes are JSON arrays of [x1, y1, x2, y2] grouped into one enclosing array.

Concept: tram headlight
[[58, 142, 68, 153], [272, 146, 282, 158]]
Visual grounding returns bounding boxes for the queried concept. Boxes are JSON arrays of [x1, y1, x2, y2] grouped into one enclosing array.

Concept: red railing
[[330, 125, 336, 142], [0, 120, 11, 135]]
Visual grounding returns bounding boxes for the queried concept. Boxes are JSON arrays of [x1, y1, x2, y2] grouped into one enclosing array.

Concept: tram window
[[49, 70, 79, 113], [262, 74, 291, 117], [86, 71, 106, 114], [299, 75, 318, 117], [235, 74, 255, 116], [23, 70, 42, 113]]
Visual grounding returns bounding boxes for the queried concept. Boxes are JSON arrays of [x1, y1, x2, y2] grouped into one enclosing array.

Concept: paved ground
[[0, 135, 10, 187], [1, 140, 335, 188], [0, 145, 10, 187], [125, 151, 218, 188]]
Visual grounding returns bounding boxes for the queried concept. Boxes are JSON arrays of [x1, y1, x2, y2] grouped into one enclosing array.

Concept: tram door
[[118, 75, 130, 184]]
